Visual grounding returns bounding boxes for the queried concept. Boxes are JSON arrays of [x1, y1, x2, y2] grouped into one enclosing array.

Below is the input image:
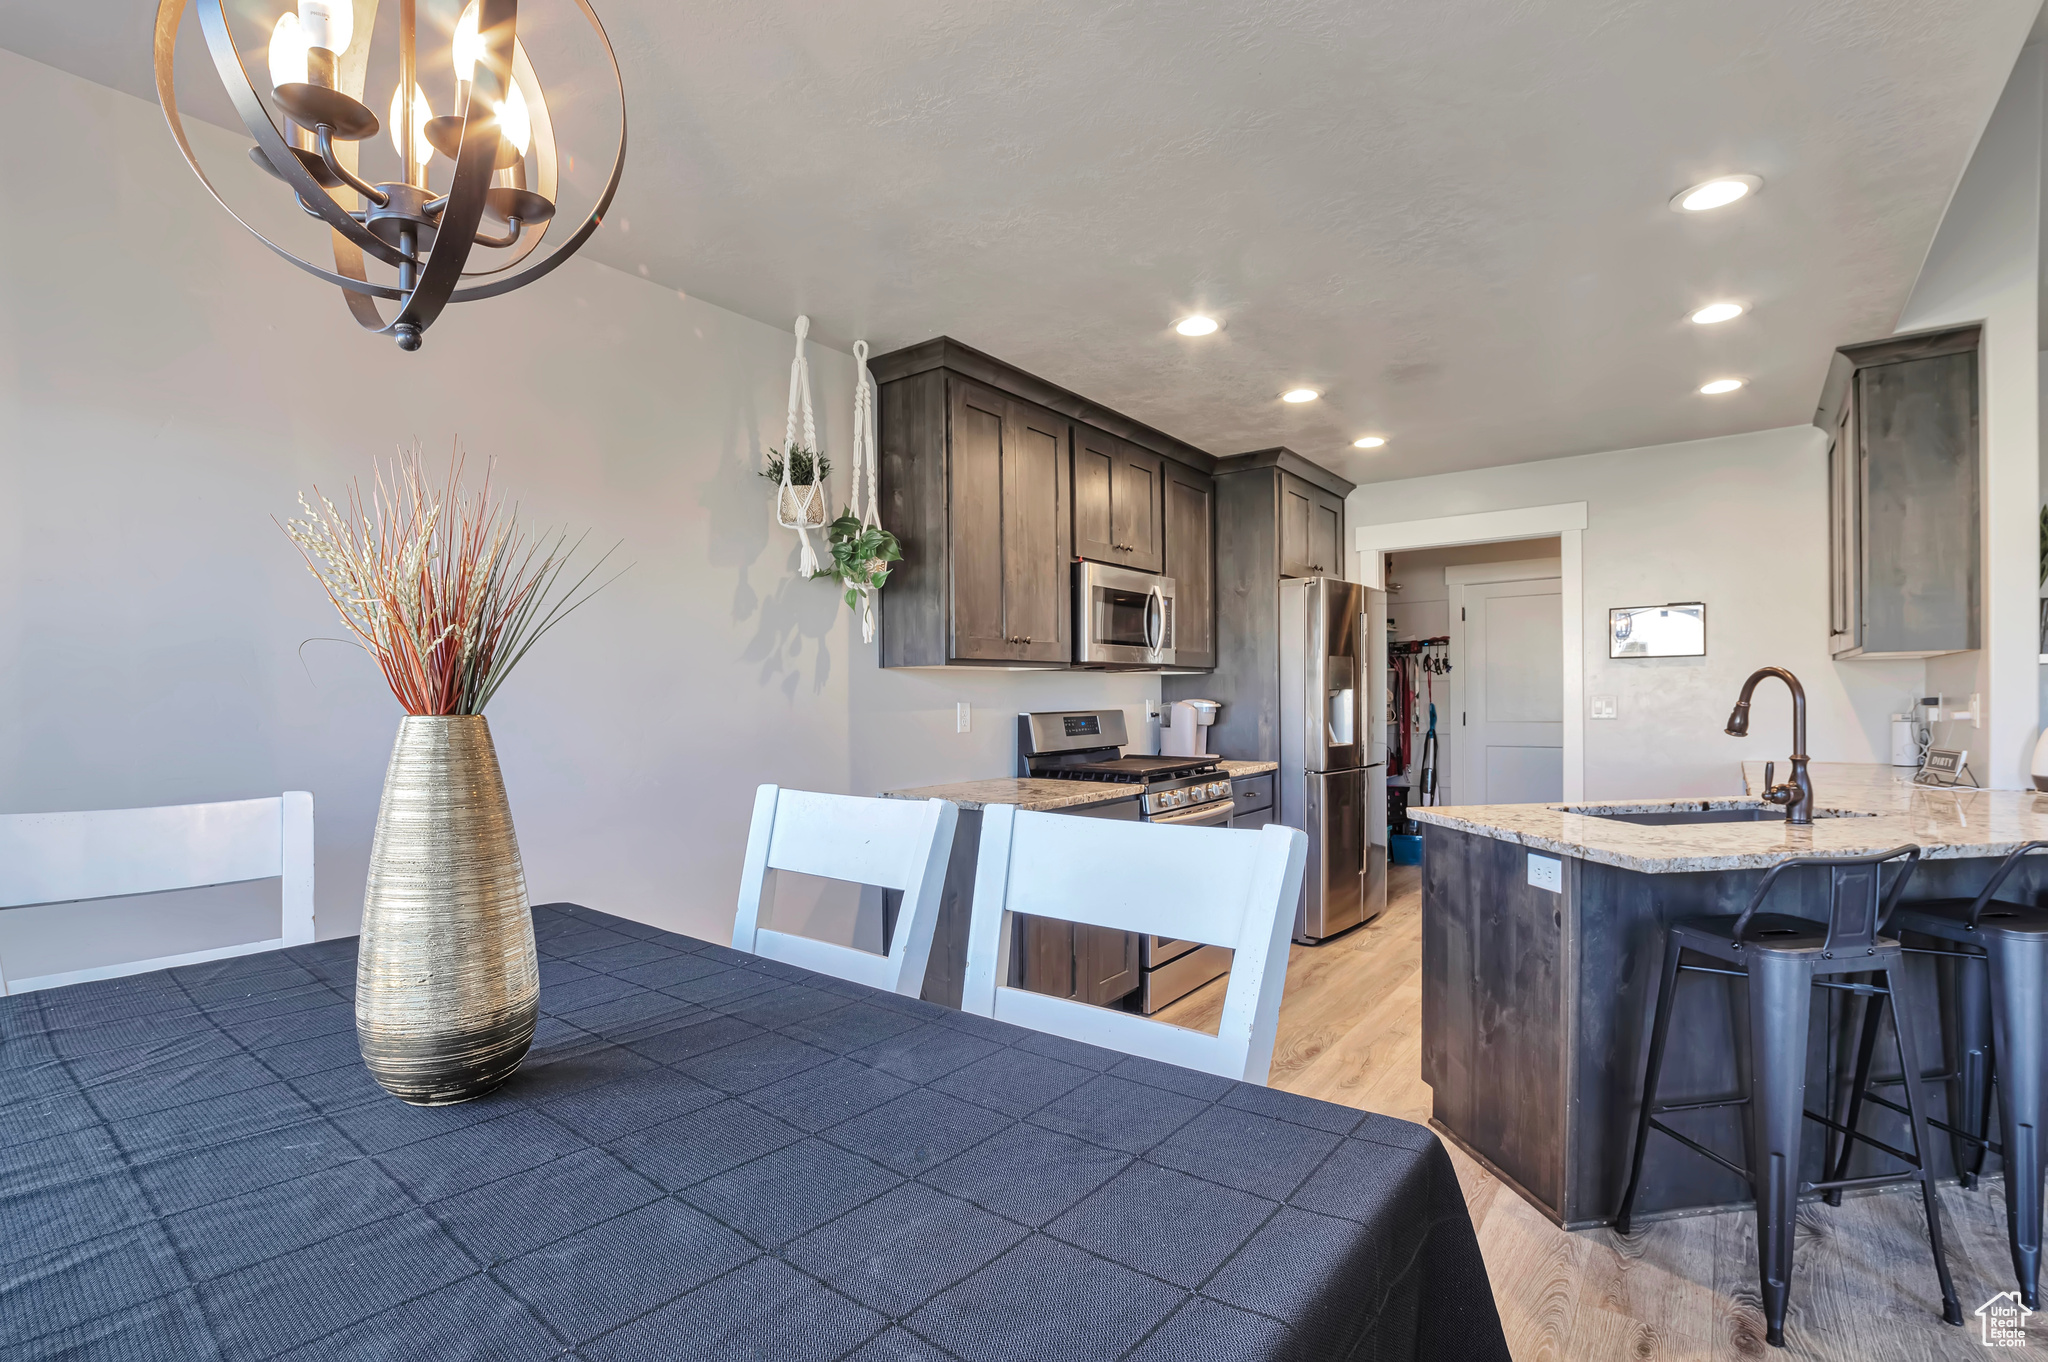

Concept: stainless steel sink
[[1563, 804, 1877, 827]]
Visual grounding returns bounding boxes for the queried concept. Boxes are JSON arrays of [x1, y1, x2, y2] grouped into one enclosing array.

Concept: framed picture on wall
[[1610, 602, 1706, 658]]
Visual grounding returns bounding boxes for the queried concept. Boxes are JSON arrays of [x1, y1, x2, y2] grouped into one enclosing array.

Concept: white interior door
[[1457, 575, 1563, 804]]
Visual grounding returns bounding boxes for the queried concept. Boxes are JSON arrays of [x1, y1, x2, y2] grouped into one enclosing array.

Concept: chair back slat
[[1965, 839, 2048, 926], [0, 798, 287, 908], [1825, 860, 1885, 955], [1729, 844, 1920, 955], [961, 806, 1308, 1084], [0, 794, 316, 994], [763, 789, 951, 890], [992, 811, 1272, 947], [732, 785, 960, 997]]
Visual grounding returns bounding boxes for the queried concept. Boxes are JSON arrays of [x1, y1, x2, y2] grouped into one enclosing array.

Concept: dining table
[[3, 902, 1509, 1361]]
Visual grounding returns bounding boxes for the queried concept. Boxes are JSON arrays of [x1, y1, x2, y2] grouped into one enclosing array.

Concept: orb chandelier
[[153, 0, 625, 351]]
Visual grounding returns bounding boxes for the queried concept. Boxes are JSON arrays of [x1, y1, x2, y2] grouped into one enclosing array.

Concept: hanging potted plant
[[282, 446, 619, 1105], [763, 444, 832, 531], [773, 316, 831, 577], [824, 511, 902, 607], [827, 339, 901, 643]]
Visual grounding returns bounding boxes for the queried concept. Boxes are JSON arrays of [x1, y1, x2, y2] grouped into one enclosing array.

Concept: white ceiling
[[4, 0, 2040, 483]]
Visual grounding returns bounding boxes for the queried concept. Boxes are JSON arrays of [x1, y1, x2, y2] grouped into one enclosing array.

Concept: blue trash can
[[1389, 832, 1423, 866]]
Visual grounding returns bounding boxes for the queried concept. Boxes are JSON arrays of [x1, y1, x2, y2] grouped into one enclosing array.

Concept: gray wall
[[0, 49, 1158, 978], [1348, 426, 1926, 800]]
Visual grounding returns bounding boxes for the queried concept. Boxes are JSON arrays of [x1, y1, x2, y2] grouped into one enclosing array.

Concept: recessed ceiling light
[[1354, 436, 1385, 449], [1282, 388, 1319, 403], [1699, 378, 1743, 395], [1174, 315, 1219, 336], [1690, 302, 1744, 325], [1670, 174, 1762, 213]]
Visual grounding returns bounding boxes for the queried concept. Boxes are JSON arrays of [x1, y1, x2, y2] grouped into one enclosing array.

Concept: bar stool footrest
[[1646, 1118, 1751, 1181], [1807, 1170, 1930, 1195], [1803, 1106, 1922, 1168], [1852, 1088, 2006, 1157]]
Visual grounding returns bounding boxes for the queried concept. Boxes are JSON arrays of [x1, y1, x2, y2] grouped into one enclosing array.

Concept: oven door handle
[[1145, 582, 1164, 656], [1150, 799, 1235, 828]]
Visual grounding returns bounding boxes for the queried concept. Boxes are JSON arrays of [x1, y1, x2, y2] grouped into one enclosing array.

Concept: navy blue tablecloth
[[3, 903, 1508, 1361]]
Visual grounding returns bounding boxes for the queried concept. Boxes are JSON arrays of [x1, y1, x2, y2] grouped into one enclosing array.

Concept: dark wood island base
[[1415, 773, 2048, 1230]]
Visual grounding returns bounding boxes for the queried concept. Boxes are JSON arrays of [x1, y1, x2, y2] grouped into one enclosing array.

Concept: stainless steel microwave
[[1074, 561, 1175, 668]]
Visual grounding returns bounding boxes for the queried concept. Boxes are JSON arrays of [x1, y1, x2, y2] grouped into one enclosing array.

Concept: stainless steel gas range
[[1016, 709, 1235, 1012]]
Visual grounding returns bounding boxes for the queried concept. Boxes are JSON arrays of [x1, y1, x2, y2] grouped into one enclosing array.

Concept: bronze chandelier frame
[[154, 0, 626, 350]]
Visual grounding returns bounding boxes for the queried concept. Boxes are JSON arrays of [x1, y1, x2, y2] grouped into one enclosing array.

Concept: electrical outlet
[[1144, 700, 1162, 721], [1968, 693, 1982, 729], [1527, 853, 1562, 893], [955, 702, 971, 734], [1589, 695, 1618, 720]]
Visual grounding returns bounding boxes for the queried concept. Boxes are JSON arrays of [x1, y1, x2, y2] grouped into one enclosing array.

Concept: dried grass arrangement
[[283, 445, 620, 715]]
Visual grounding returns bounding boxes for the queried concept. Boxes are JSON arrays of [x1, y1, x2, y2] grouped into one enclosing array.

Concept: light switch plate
[[1590, 695, 1618, 720], [955, 702, 971, 734], [1528, 853, 1562, 893]]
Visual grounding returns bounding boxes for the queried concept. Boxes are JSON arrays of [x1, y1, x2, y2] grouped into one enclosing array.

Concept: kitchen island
[[1410, 763, 2048, 1228]]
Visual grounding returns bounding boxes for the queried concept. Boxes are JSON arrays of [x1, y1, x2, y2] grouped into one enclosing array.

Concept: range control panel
[[1146, 779, 1232, 816]]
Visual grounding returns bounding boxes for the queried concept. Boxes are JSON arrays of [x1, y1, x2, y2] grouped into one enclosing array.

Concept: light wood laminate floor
[[1155, 865, 2024, 1360]]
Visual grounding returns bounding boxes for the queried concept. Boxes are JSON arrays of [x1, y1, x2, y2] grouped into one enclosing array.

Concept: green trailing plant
[[761, 445, 831, 487], [2039, 502, 2046, 584], [822, 513, 902, 606]]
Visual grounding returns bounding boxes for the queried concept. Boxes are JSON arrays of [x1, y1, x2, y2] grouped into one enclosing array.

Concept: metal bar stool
[[1616, 845, 1963, 1348], [1831, 839, 2048, 1309]]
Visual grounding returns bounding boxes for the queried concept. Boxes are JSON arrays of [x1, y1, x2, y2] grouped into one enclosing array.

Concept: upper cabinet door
[[1111, 443, 1165, 574], [1071, 425, 1117, 564], [1001, 397, 1073, 664], [1311, 488, 1345, 579], [1163, 463, 1216, 669], [1073, 428, 1163, 573], [1278, 474, 1317, 578], [948, 379, 1014, 661]]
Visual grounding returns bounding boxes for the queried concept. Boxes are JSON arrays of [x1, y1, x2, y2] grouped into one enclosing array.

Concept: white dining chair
[[732, 785, 960, 996], [0, 793, 315, 995], [961, 805, 1309, 1084]]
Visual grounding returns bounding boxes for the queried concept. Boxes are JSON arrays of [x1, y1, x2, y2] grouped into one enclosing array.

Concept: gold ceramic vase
[[356, 715, 539, 1105]]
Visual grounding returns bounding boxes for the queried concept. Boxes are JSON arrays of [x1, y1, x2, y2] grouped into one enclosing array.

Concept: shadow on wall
[[699, 360, 842, 705]]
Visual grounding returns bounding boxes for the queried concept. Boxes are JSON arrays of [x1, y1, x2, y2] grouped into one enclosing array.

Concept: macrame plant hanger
[[847, 340, 885, 642], [777, 315, 826, 577]]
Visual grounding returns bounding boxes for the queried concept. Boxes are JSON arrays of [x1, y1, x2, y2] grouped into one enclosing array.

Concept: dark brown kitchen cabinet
[[1016, 918, 1139, 1006], [1163, 462, 1216, 669], [876, 338, 1351, 675], [877, 369, 1071, 667], [1279, 471, 1345, 578], [1073, 425, 1163, 573], [1164, 449, 1355, 759], [1814, 324, 1980, 659]]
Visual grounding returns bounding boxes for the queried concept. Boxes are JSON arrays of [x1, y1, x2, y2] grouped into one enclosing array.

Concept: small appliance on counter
[[1890, 713, 1923, 767], [1017, 708, 1235, 1012], [1160, 698, 1222, 758]]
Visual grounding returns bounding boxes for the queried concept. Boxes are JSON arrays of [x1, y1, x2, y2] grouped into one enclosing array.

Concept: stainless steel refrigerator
[[1280, 577, 1388, 943]]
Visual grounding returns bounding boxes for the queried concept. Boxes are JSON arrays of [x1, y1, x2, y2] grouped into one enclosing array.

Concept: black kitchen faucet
[[1725, 667, 1815, 825]]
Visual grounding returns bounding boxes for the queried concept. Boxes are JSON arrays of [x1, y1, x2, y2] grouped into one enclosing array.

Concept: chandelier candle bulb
[[298, 0, 351, 56]]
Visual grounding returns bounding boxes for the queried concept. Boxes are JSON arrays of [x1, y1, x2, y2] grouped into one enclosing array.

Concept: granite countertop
[[879, 778, 1137, 813], [1409, 761, 2048, 873], [1217, 760, 1278, 778]]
